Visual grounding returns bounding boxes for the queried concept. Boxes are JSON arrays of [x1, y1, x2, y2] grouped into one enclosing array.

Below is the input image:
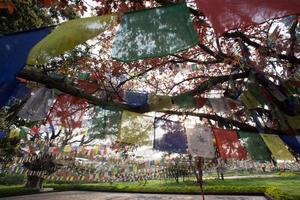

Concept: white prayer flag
[[186, 125, 215, 158]]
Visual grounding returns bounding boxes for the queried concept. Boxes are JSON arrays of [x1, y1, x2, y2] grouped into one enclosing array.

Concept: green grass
[[1, 176, 300, 199]]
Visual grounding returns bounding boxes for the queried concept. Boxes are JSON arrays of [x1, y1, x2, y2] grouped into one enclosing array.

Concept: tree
[[1, 0, 299, 188]]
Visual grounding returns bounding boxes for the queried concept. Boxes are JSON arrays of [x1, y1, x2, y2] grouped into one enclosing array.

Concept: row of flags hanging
[[5, 150, 300, 183], [1, 2, 300, 86], [2, 75, 300, 134], [3, 113, 300, 163]]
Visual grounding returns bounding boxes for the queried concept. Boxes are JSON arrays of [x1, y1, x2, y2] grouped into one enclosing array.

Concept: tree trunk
[[25, 175, 44, 189]]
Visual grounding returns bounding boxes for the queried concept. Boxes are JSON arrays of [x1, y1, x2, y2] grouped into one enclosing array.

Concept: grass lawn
[[1, 175, 300, 200]]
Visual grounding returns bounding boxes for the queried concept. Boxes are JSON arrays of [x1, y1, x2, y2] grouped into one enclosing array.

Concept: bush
[[0, 186, 39, 197], [0, 173, 25, 185]]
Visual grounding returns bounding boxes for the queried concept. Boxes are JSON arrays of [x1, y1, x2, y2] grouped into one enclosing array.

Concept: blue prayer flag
[[0, 27, 53, 84], [124, 90, 148, 108], [0, 131, 7, 139], [280, 135, 300, 154], [0, 79, 18, 108], [153, 118, 187, 154]]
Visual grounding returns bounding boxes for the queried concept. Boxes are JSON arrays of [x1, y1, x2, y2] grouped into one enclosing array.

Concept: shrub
[[0, 173, 25, 185]]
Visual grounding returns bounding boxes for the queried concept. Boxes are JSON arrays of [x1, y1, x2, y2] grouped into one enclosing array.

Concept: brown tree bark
[[25, 175, 44, 189]]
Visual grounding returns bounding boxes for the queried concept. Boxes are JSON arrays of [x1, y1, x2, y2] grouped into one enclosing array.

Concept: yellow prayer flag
[[93, 145, 99, 155], [27, 14, 117, 65], [63, 145, 72, 153], [9, 128, 20, 138], [118, 110, 153, 145], [260, 134, 294, 161], [148, 94, 173, 111], [240, 91, 259, 109]]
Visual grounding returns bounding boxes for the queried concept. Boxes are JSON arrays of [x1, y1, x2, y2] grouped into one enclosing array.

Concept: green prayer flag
[[173, 94, 196, 108], [90, 106, 123, 139], [111, 3, 199, 62], [238, 131, 272, 161], [27, 14, 117, 65]]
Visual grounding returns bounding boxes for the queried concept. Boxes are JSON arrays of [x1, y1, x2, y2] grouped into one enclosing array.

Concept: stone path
[[2, 191, 267, 200]]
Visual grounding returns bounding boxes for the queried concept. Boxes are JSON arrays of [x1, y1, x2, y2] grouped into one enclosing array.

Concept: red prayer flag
[[212, 127, 247, 160], [195, 0, 300, 35], [0, 2, 16, 14]]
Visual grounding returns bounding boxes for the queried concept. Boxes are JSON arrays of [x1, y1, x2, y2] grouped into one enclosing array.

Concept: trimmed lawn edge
[[0, 184, 295, 200]]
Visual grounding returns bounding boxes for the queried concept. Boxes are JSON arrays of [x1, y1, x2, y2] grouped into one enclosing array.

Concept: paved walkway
[[2, 191, 267, 200]]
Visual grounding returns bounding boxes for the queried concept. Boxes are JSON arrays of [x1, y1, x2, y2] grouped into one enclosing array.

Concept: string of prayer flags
[[118, 111, 153, 145], [280, 135, 300, 154], [186, 125, 215, 158], [18, 88, 54, 121], [90, 106, 123, 139], [148, 94, 173, 111], [212, 128, 247, 160], [208, 97, 229, 112], [0, 27, 53, 83], [111, 3, 199, 62], [195, 0, 300, 35], [173, 94, 196, 108], [238, 131, 272, 161], [124, 90, 148, 108], [48, 94, 88, 129], [27, 14, 117, 65], [260, 134, 295, 161], [153, 118, 187, 154]]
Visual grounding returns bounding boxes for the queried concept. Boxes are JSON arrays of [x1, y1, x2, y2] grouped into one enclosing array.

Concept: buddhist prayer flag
[[90, 106, 123, 138], [195, 0, 300, 35], [118, 111, 153, 145], [124, 90, 148, 108], [280, 135, 300, 154], [212, 128, 247, 160], [0, 79, 30, 109], [0, 79, 18, 108], [0, 131, 6, 139], [173, 94, 196, 108], [240, 91, 260, 109], [208, 98, 228, 112], [0, 27, 53, 83], [18, 88, 54, 121], [186, 125, 215, 158], [260, 134, 294, 161], [153, 118, 187, 154], [111, 3, 199, 62], [238, 131, 272, 161], [27, 14, 117, 65], [148, 94, 173, 111]]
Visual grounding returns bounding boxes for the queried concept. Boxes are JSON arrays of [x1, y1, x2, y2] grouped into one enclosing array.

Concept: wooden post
[[196, 157, 205, 200]]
